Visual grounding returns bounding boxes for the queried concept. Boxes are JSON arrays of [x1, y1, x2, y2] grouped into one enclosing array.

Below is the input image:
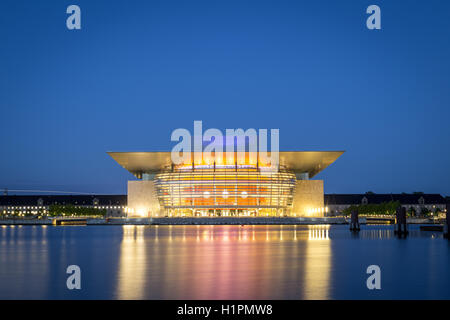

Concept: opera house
[[108, 151, 343, 218]]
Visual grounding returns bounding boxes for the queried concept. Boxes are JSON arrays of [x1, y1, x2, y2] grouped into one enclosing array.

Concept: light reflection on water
[[117, 226, 146, 299], [0, 225, 50, 298], [117, 225, 334, 299], [305, 226, 330, 299], [0, 224, 449, 299]]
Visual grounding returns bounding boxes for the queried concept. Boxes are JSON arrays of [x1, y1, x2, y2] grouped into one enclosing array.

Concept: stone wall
[[292, 180, 324, 217], [127, 180, 161, 217], [151, 217, 344, 225]]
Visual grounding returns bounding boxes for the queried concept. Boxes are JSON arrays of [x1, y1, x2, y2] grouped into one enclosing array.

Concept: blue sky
[[0, 0, 449, 195]]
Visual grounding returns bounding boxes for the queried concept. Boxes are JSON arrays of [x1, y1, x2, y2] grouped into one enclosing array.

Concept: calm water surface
[[0, 225, 449, 299]]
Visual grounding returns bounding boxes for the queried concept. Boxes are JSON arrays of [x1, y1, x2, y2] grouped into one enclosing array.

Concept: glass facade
[[109, 151, 342, 218], [154, 165, 296, 217]]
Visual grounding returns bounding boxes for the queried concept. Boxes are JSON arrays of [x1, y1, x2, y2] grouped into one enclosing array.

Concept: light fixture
[[137, 208, 146, 217]]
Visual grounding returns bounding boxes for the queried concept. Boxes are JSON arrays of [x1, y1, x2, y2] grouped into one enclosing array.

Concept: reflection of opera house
[[108, 151, 343, 218]]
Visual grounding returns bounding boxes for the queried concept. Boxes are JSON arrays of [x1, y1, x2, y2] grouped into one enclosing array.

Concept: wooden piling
[[349, 209, 360, 231], [444, 203, 449, 239], [394, 206, 408, 236]]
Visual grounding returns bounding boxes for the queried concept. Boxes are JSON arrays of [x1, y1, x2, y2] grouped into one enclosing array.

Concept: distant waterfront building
[[108, 151, 344, 218], [0, 195, 127, 217], [324, 193, 447, 215], [2, 193, 446, 218]]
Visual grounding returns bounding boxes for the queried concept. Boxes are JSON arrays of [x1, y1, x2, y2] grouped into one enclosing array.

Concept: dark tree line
[[343, 201, 401, 216], [48, 205, 106, 217]]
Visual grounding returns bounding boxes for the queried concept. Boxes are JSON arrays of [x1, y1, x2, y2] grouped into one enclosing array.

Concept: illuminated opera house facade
[[108, 151, 343, 218]]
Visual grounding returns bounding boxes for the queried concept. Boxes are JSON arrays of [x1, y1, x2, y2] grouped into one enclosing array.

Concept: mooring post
[[444, 203, 449, 239], [349, 209, 360, 231], [394, 206, 399, 234], [394, 206, 408, 236]]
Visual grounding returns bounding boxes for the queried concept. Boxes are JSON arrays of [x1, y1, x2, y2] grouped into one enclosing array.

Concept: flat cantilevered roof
[[108, 151, 344, 178]]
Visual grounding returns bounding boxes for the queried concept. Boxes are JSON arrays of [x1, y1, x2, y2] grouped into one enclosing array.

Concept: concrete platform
[[1, 217, 346, 225], [149, 217, 346, 225]]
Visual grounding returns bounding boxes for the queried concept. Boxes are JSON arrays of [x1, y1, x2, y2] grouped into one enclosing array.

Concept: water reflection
[[308, 225, 330, 241], [1, 225, 448, 299], [117, 226, 146, 299], [0, 226, 49, 299], [304, 225, 331, 299], [357, 228, 423, 239], [115, 225, 332, 299]]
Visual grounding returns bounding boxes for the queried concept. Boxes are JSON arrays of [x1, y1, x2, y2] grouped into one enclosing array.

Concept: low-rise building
[[0, 195, 127, 217], [2, 193, 446, 218], [324, 193, 447, 215]]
